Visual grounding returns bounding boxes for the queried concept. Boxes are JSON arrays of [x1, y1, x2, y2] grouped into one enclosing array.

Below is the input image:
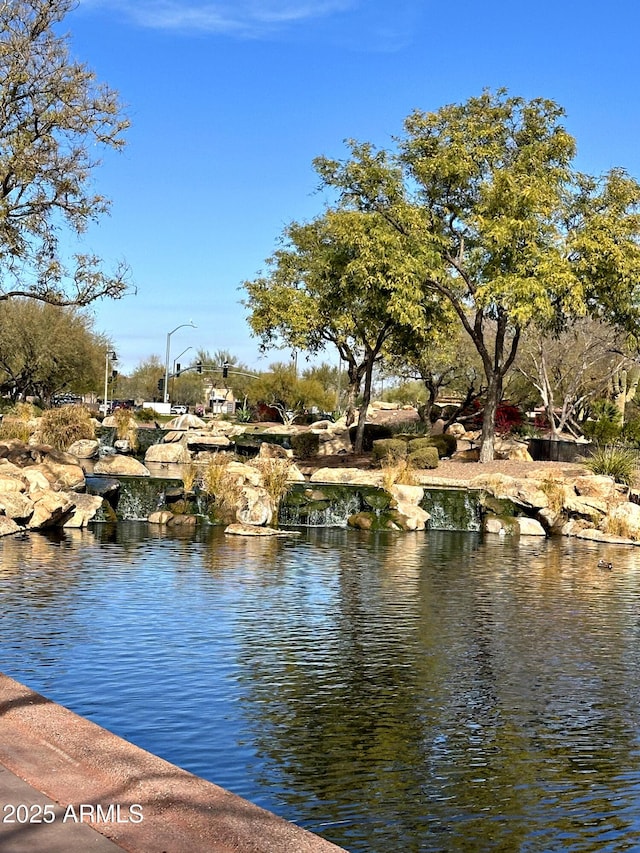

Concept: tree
[[0, 0, 130, 306], [246, 362, 335, 422], [117, 356, 164, 403], [0, 298, 107, 401], [315, 90, 640, 461], [517, 319, 636, 436], [244, 207, 442, 452]]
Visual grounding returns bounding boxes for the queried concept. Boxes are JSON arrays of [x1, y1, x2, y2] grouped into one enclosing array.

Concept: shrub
[[349, 423, 393, 451], [0, 418, 33, 443], [36, 404, 95, 450], [113, 408, 138, 451], [584, 444, 638, 487], [290, 431, 320, 458], [251, 457, 292, 507], [409, 433, 457, 458], [622, 419, 640, 446], [202, 454, 243, 522], [381, 456, 419, 489], [372, 438, 407, 465], [135, 407, 157, 423], [407, 446, 439, 469], [582, 400, 622, 445]]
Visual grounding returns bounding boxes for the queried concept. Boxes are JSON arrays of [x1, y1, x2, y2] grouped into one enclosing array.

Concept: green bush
[[290, 431, 320, 458], [407, 446, 439, 469], [584, 444, 638, 486], [37, 404, 95, 450], [622, 419, 640, 446], [349, 423, 394, 451], [372, 438, 408, 465], [135, 407, 157, 423], [408, 433, 457, 458], [582, 400, 622, 445]]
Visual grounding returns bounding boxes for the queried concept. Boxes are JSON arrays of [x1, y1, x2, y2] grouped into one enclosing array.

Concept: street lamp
[[172, 346, 192, 400], [164, 321, 196, 403], [104, 350, 117, 414]]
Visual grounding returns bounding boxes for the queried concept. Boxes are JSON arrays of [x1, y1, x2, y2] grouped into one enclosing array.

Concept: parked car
[[170, 404, 188, 415]]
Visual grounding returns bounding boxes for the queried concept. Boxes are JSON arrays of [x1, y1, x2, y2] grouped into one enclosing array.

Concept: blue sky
[[67, 0, 640, 374]]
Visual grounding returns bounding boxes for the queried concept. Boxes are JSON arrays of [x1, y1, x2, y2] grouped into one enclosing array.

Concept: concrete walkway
[[0, 673, 347, 853]]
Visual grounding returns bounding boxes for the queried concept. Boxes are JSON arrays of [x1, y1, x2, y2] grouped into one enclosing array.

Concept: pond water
[[1, 523, 640, 852]]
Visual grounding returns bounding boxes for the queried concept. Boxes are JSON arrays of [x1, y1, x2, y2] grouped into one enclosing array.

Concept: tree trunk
[[479, 375, 501, 463], [353, 361, 375, 454]]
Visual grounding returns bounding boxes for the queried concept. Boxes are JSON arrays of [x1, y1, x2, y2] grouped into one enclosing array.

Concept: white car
[[170, 405, 188, 415]]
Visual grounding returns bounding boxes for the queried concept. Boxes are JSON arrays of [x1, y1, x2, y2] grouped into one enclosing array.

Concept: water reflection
[[1, 525, 640, 851]]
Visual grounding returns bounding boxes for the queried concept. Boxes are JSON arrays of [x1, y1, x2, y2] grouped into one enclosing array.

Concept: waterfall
[[420, 488, 483, 531]]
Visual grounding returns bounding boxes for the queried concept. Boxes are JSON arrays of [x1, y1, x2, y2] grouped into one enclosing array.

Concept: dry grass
[[381, 455, 419, 490], [36, 404, 95, 450], [202, 454, 243, 521], [113, 408, 138, 451], [251, 457, 292, 506]]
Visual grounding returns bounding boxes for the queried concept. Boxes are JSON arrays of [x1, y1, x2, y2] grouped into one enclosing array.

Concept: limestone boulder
[[0, 516, 22, 537], [226, 461, 263, 487], [148, 510, 174, 524], [602, 502, 640, 541], [471, 473, 549, 510], [145, 443, 190, 464], [0, 473, 26, 493], [186, 434, 232, 452], [63, 493, 105, 528], [515, 517, 547, 537], [258, 442, 292, 460], [93, 455, 151, 477], [389, 483, 430, 531], [0, 492, 34, 523], [22, 468, 50, 493], [225, 522, 299, 537], [573, 475, 625, 504], [67, 439, 100, 459], [236, 485, 274, 526], [286, 464, 306, 483], [34, 459, 85, 491], [317, 430, 352, 456], [28, 490, 75, 529], [309, 468, 382, 487]]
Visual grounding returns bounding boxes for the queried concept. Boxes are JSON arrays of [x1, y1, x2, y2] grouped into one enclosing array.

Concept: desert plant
[[407, 446, 439, 470], [381, 455, 419, 489], [0, 418, 33, 443], [290, 431, 320, 458], [113, 408, 139, 451], [409, 433, 457, 458], [251, 457, 292, 507], [36, 404, 95, 450], [584, 444, 638, 486], [181, 461, 200, 492], [202, 454, 243, 522], [582, 400, 623, 445], [135, 407, 157, 423], [538, 476, 567, 513], [372, 438, 408, 465]]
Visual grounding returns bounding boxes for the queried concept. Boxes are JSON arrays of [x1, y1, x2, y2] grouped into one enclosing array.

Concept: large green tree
[[0, 0, 130, 306], [244, 207, 442, 451], [314, 90, 640, 461], [0, 298, 107, 401]]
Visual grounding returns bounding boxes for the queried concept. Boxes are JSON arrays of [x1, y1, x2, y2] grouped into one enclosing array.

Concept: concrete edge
[[0, 672, 347, 853]]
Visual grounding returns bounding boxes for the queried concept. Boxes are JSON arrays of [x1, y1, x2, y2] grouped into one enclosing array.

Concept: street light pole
[[164, 322, 196, 404], [104, 350, 117, 414]]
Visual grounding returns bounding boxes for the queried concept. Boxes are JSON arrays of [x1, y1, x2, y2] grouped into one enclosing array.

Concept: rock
[[144, 443, 190, 464], [347, 512, 377, 530], [602, 502, 640, 540], [310, 419, 333, 430], [224, 523, 299, 536], [484, 517, 513, 535], [94, 455, 151, 477], [0, 516, 22, 537], [389, 485, 431, 531], [166, 414, 206, 429], [28, 490, 75, 529], [309, 468, 382, 486], [236, 485, 273, 526], [63, 493, 105, 528], [168, 514, 198, 526], [0, 492, 34, 523], [148, 510, 174, 524], [67, 439, 100, 459], [226, 461, 263, 486], [258, 442, 292, 459], [447, 423, 466, 438], [34, 459, 85, 491], [186, 434, 232, 451], [21, 468, 50, 493], [286, 464, 306, 483], [0, 473, 26, 493], [515, 517, 547, 536], [573, 475, 623, 503]]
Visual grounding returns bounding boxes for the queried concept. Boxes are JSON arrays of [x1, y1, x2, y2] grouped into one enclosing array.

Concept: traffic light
[[111, 369, 118, 380], [196, 361, 202, 374], [157, 377, 164, 394], [222, 361, 229, 379], [176, 363, 181, 377]]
